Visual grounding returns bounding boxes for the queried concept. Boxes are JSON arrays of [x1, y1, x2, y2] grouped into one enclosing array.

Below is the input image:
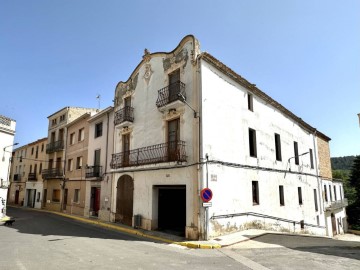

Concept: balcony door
[[122, 134, 130, 166], [168, 118, 180, 161], [168, 69, 180, 103], [94, 149, 101, 177]]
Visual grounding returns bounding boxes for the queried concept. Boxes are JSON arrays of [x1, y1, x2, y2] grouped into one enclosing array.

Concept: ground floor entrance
[[90, 187, 100, 217], [157, 185, 186, 236]]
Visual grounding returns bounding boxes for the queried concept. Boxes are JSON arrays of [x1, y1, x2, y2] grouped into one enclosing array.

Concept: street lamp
[[2, 142, 18, 162]]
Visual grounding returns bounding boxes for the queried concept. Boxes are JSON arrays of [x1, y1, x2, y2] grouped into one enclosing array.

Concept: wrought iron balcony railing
[[13, 174, 21, 181], [28, 173, 37, 181], [42, 168, 63, 179], [156, 81, 186, 108], [46, 140, 64, 154], [114, 106, 134, 126], [110, 140, 187, 169], [325, 198, 348, 211], [85, 165, 102, 178]]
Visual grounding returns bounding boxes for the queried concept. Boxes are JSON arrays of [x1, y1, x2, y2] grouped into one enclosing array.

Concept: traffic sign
[[200, 188, 213, 202]]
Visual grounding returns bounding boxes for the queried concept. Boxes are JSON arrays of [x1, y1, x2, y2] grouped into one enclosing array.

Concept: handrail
[[210, 212, 325, 229]]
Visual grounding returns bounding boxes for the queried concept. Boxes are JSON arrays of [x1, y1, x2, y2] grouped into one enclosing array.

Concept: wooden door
[[116, 175, 134, 226], [63, 189, 68, 210], [15, 190, 19, 204]]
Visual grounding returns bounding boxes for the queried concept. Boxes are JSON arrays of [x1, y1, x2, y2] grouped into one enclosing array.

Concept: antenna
[[96, 94, 101, 110]]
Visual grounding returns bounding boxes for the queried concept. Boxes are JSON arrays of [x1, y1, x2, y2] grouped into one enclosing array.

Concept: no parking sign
[[200, 188, 213, 203]]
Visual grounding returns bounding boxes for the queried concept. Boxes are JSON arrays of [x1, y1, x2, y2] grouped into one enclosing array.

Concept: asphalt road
[[1, 207, 359, 270], [0, 207, 249, 270]]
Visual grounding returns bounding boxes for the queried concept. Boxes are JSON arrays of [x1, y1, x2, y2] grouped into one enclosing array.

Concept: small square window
[[78, 128, 84, 141], [279, 185, 285, 206], [249, 128, 257, 158], [95, 122, 103, 138], [252, 181, 259, 205], [76, 156, 83, 169], [248, 93, 253, 111], [74, 189, 80, 203]]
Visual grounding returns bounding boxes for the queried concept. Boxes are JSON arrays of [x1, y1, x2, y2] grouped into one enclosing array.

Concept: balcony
[[13, 174, 21, 181], [42, 168, 63, 179], [325, 198, 348, 211], [85, 166, 102, 179], [46, 140, 64, 154], [28, 173, 37, 181], [156, 81, 186, 111], [110, 141, 187, 169], [114, 106, 134, 126]]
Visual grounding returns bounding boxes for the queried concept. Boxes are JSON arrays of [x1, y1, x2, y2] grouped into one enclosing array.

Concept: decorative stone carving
[[143, 48, 151, 62], [163, 108, 185, 121], [115, 73, 139, 106], [143, 63, 153, 84], [163, 48, 189, 72], [120, 126, 133, 135], [191, 38, 201, 65]]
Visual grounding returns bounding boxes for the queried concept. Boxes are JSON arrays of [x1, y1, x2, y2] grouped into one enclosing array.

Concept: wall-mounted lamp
[[177, 93, 199, 118]]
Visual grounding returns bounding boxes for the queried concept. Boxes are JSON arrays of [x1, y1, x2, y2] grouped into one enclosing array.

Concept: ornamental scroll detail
[[163, 48, 189, 72], [115, 73, 139, 107]]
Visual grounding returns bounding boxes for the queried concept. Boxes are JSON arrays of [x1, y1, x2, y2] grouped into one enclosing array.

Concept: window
[[95, 122, 103, 138], [39, 163, 42, 174], [168, 69, 181, 102], [316, 215, 320, 226], [298, 187, 303, 205], [249, 128, 257, 158], [279, 185, 285, 206], [74, 189, 80, 203], [68, 159, 73, 171], [31, 147, 34, 155], [275, 133, 282, 161], [41, 144, 44, 152], [294, 141, 299, 165], [70, 133, 75, 145], [340, 186, 343, 199], [248, 93, 253, 111], [52, 189, 60, 202], [252, 181, 259, 205], [76, 156, 83, 169], [167, 118, 180, 161], [329, 185, 332, 201], [78, 128, 84, 141], [60, 114, 66, 122], [309, 148, 314, 169], [324, 185, 328, 202], [334, 186, 337, 201], [314, 189, 318, 211], [35, 146, 38, 158], [51, 118, 57, 126]]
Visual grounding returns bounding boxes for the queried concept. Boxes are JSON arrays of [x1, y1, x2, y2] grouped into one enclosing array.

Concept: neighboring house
[[87, 106, 114, 221], [109, 35, 346, 240], [8, 138, 47, 209], [0, 115, 16, 218], [42, 107, 98, 212], [63, 113, 93, 216]]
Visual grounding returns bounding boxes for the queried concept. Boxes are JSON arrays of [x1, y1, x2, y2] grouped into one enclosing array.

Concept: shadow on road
[[2, 206, 157, 242], [241, 233, 360, 260]]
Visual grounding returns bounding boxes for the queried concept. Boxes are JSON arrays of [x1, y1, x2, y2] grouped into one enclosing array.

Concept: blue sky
[[1, 0, 359, 157]]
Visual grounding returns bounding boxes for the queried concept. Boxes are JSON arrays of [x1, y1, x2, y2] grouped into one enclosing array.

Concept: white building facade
[[0, 115, 16, 218], [109, 35, 347, 239], [87, 106, 114, 221]]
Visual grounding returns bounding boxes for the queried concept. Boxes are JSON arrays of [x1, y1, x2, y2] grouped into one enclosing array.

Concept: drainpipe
[[312, 130, 324, 228]]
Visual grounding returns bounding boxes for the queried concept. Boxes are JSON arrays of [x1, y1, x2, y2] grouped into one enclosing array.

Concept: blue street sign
[[200, 188, 213, 202]]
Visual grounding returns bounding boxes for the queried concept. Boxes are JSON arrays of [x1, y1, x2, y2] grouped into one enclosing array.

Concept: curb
[[348, 229, 360, 236], [7, 206, 220, 249]]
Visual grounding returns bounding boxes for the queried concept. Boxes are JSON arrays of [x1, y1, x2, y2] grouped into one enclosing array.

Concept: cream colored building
[[63, 113, 93, 216], [42, 107, 97, 212], [109, 35, 346, 240], [8, 145, 27, 207]]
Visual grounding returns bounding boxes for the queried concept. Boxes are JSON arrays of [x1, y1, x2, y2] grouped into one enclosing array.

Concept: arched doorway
[[115, 175, 134, 226]]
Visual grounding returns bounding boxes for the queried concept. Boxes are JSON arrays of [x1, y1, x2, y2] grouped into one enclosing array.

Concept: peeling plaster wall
[[200, 60, 327, 238]]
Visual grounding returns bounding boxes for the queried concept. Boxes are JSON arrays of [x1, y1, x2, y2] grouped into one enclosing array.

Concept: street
[[1, 207, 360, 270], [0, 207, 246, 270]]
